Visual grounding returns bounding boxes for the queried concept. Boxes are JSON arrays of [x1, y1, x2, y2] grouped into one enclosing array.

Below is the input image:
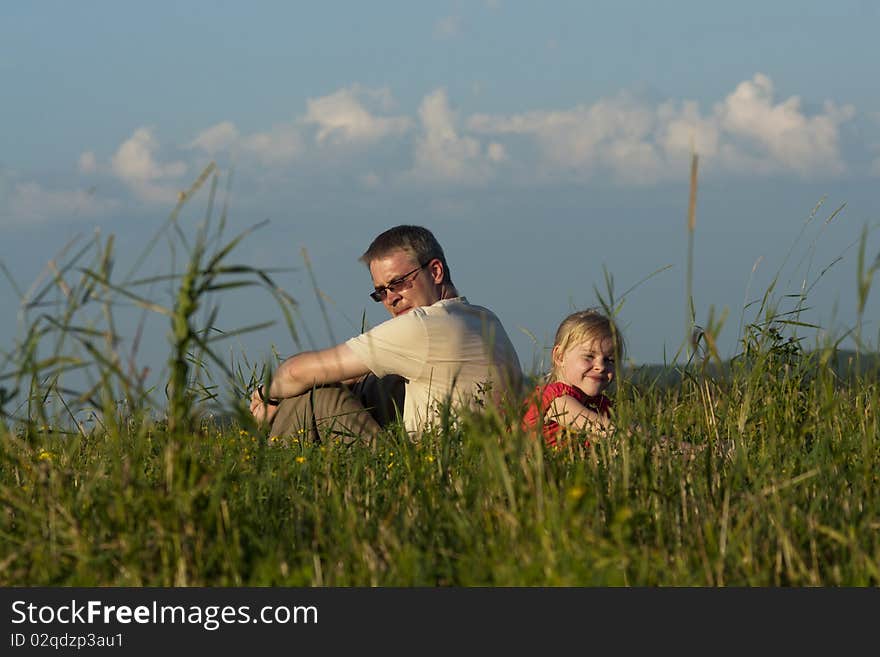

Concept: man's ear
[[428, 258, 444, 284]]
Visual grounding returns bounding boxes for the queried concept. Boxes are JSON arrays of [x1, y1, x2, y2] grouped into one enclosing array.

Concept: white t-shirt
[[346, 297, 522, 434]]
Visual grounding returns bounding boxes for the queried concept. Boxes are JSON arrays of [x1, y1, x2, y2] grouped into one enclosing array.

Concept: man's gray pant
[[269, 374, 405, 444]]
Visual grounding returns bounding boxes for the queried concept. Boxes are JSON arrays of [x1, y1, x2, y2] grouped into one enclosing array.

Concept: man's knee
[[269, 385, 381, 444], [268, 394, 316, 443]]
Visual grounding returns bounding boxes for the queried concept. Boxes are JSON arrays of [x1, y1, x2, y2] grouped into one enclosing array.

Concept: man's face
[[369, 249, 441, 317]]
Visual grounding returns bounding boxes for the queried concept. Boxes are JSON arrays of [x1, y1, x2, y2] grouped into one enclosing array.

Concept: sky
[[2, 1, 879, 395]]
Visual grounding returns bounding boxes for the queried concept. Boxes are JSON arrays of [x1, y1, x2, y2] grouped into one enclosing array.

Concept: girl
[[522, 309, 623, 447]]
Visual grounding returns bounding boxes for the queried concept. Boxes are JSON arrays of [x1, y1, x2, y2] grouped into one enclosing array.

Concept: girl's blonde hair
[[549, 309, 624, 382]]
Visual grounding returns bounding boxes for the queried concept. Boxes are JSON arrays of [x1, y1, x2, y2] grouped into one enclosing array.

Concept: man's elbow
[[275, 354, 319, 395]]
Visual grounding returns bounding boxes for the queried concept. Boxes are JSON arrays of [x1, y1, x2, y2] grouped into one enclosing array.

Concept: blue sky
[[2, 1, 879, 386]]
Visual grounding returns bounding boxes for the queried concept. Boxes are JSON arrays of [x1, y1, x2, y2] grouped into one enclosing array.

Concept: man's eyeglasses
[[369, 262, 430, 302]]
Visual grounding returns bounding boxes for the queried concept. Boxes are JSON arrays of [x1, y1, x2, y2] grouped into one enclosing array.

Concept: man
[[250, 225, 522, 442]]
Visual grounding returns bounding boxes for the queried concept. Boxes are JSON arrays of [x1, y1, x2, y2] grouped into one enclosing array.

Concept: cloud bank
[[469, 74, 855, 184], [124, 75, 863, 193], [6, 74, 866, 224]]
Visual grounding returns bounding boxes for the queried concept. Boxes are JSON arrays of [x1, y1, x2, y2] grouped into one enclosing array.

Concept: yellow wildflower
[[567, 485, 586, 502]]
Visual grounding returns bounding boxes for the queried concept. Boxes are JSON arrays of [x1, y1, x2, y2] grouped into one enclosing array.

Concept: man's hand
[[250, 389, 280, 426]]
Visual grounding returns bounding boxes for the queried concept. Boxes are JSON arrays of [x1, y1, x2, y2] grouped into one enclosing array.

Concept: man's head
[[360, 225, 456, 317]]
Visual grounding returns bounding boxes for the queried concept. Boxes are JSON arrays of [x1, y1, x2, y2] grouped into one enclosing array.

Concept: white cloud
[[185, 119, 302, 166], [304, 86, 411, 146], [713, 73, 854, 175], [656, 100, 720, 162], [240, 125, 304, 166], [110, 127, 187, 203], [467, 74, 855, 183], [78, 151, 97, 174], [405, 88, 499, 186], [1, 179, 117, 226], [182, 86, 409, 172], [468, 95, 663, 184], [187, 121, 239, 154]]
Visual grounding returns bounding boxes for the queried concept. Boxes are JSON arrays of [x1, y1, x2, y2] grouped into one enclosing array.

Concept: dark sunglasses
[[369, 261, 431, 302]]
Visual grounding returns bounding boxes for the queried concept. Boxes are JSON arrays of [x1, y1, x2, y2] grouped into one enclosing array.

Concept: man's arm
[[266, 343, 371, 399], [249, 343, 372, 425]]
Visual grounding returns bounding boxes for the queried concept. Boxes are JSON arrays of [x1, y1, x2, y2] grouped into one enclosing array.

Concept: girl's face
[[552, 335, 616, 397]]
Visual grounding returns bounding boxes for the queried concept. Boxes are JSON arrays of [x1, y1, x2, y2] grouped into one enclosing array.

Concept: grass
[[2, 367, 878, 586], [0, 164, 878, 586]]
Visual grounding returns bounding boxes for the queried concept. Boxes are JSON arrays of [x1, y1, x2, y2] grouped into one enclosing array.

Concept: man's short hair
[[360, 225, 453, 284]]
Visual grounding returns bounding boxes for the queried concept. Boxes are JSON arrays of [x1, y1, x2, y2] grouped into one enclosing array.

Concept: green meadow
[[1, 165, 878, 586]]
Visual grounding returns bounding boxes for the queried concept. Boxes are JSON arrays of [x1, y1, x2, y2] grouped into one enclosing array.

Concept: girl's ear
[[551, 344, 564, 367]]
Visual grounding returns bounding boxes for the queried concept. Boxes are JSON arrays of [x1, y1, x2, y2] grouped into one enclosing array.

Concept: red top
[[521, 381, 612, 447]]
